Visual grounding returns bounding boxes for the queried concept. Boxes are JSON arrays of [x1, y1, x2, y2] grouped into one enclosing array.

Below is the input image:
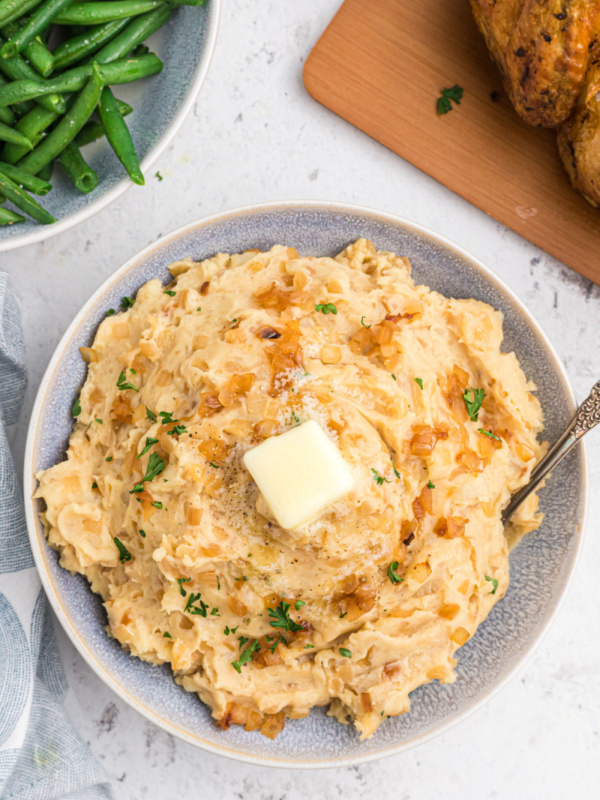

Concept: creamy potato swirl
[[36, 239, 545, 739]]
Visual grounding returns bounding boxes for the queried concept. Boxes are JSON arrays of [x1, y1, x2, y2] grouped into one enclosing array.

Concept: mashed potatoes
[[36, 239, 545, 740]]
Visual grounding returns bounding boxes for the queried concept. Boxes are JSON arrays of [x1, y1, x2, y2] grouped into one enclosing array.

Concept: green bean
[[0, 159, 50, 192], [1, 103, 55, 162], [72, 96, 131, 147], [93, 5, 170, 64], [0, 53, 163, 106], [0, 36, 64, 112], [1, 21, 54, 76], [0, 205, 24, 223], [52, 18, 129, 70], [98, 86, 142, 184], [0, 118, 31, 147], [0, 71, 15, 124], [18, 65, 103, 175], [1, 0, 73, 58], [0, 167, 54, 221], [36, 157, 51, 180], [57, 140, 97, 192], [0, 0, 42, 29], [53, 0, 164, 26]]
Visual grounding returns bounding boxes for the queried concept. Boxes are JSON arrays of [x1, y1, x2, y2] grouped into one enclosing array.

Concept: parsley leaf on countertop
[[437, 85, 464, 115]]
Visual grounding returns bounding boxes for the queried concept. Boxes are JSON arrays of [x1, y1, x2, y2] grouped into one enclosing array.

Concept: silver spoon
[[502, 379, 600, 525]]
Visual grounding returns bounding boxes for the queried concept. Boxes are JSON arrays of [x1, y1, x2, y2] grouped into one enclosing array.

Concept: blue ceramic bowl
[[24, 202, 588, 767], [0, 0, 220, 253]]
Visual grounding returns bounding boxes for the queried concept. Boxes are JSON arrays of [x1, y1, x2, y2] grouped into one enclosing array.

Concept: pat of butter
[[243, 419, 355, 530]]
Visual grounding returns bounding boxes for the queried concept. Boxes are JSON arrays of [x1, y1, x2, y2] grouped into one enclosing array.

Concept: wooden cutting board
[[303, 0, 600, 285]]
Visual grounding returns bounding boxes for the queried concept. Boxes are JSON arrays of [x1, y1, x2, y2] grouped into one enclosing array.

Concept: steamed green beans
[[57, 141, 98, 192], [0, 205, 25, 223], [0, 166, 55, 221], [18, 66, 103, 175], [0, 118, 31, 146], [0, 159, 51, 192], [52, 0, 164, 26], [0, 0, 205, 227], [98, 86, 143, 184], [51, 18, 129, 70], [0, 53, 163, 106], [0, 0, 72, 58]]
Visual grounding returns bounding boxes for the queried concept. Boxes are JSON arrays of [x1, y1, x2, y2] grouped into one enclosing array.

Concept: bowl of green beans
[[0, 0, 220, 251]]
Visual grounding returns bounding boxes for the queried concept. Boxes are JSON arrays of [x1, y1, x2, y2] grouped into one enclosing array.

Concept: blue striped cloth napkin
[[0, 273, 113, 800]]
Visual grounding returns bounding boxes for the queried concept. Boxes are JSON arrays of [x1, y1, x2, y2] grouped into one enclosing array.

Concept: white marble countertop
[[3, 1, 600, 797]]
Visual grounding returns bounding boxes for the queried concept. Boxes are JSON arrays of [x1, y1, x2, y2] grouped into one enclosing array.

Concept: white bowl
[[0, 0, 220, 252], [24, 201, 588, 767]]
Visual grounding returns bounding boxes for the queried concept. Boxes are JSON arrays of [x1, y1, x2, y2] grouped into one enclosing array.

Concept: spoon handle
[[502, 379, 600, 524]]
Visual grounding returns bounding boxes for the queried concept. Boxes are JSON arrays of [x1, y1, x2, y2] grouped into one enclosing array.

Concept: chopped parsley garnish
[[197, 307, 201, 311], [437, 84, 464, 115], [339, 648, 352, 658], [217, 576, 221, 591], [269, 634, 286, 653], [105, 456, 113, 462], [116, 370, 138, 392], [485, 575, 499, 595], [155, 171, 163, 181], [340, 610, 347, 618], [463, 387, 485, 422], [231, 640, 260, 673], [415, 377, 424, 390], [209, 461, 219, 469], [291, 411, 300, 424], [158, 410, 178, 424], [360, 316, 371, 328], [164, 290, 176, 297], [137, 437, 159, 459], [210, 607, 219, 616], [478, 428, 502, 442], [130, 452, 165, 493], [391, 374, 397, 381], [121, 296, 135, 310], [304, 644, 314, 649], [163, 631, 172, 638], [146, 407, 157, 422], [295, 600, 305, 610], [139, 529, 146, 538], [91, 482, 98, 489], [387, 561, 403, 584], [176, 577, 191, 597], [391, 458, 401, 480], [167, 424, 188, 436], [224, 626, 230, 635], [72, 397, 81, 417], [315, 302, 338, 315], [95, 418, 103, 425], [426, 480, 435, 489], [150, 500, 163, 509], [114, 537, 131, 563], [184, 592, 208, 616], [371, 468, 391, 486], [106, 309, 115, 317], [268, 601, 303, 632]]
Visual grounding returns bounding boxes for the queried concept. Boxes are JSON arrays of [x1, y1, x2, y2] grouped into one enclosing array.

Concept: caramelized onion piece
[[79, 347, 98, 363], [260, 711, 285, 740], [410, 425, 448, 456]]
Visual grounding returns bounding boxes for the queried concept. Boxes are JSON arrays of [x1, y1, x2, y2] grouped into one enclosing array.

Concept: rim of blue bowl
[[23, 200, 589, 768], [0, 0, 221, 254]]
